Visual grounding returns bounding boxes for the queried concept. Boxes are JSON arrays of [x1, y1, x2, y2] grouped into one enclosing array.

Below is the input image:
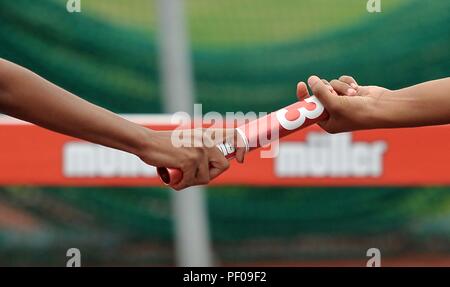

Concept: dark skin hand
[[0, 59, 245, 190]]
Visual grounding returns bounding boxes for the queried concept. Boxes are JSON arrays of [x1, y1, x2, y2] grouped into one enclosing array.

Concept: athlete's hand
[[138, 129, 245, 191], [296, 75, 391, 133]]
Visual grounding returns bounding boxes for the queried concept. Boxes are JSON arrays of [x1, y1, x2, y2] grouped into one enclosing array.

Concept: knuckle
[[316, 85, 327, 94], [327, 128, 338, 135], [187, 150, 201, 162], [330, 79, 340, 87], [198, 146, 208, 155], [181, 180, 192, 189], [222, 160, 230, 170], [199, 178, 210, 185], [197, 170, 210, 185], [322, 124, 338, 134]]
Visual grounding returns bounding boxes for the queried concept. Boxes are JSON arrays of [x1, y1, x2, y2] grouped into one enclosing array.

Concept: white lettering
[[275, 133, 386, 177], [63, 143, 156, 178]]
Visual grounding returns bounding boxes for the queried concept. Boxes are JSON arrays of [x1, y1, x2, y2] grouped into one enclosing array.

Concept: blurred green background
[[0, 0, 449, 266]]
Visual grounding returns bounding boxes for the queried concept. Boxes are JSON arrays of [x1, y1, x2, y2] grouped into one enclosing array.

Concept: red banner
[[0, 115, 449, 186]]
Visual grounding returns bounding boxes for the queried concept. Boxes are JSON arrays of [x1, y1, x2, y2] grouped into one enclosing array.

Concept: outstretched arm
[[0, 58, 152, 155], [299, 75, 450, 133], [0, 58, 234, 190], [377, 78, 450, 128]]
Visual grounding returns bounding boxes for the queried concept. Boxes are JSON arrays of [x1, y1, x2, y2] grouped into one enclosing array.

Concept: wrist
[[367, 88, 396, 129], [371, 88, 417, 129], [127, 125, 155, 158], [131, 129, 178, 168]]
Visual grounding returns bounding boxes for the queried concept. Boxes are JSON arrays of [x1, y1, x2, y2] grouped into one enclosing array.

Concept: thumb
[[296, 81, 310, 101], [308, 75, 337, 109], [235, 146, 246, 163]]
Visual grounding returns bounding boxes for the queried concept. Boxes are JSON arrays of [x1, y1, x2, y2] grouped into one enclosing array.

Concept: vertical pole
[[155, 0, 213, 267]]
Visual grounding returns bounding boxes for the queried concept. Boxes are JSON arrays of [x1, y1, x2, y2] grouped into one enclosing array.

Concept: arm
[[301, 75, 450, 133], [377, 78, 450, 128], [0, 58, 151, 155], [0, 59, 232, 190]]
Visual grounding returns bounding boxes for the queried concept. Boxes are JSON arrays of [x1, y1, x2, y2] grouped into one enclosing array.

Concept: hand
[[137, 128, 245, 191], [0, 59, 245, 191], [296, 75, 391, 133]]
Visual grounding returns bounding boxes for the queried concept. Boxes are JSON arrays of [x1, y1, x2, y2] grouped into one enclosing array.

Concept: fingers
[[172, 127, 244, 190], [308, 75, 338, 110], [171, 132, 234, 190], [296, 81, 310, 101], [233, 128, 247, 163], [196, 152, 211, 184], [172, 159, 197, 190], [339, 75, 358, 89], [169, 124, 249, 190], [322, 79, 338, 95], [235, 146, 246, 163], [208, 146, 230, 180], [210, 128, 247, 164], [330, 79, 357, 96], [172, 149, 210, 191]]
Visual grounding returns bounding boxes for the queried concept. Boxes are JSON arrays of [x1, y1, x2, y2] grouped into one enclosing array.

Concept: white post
[[155, 0, 213, 267]]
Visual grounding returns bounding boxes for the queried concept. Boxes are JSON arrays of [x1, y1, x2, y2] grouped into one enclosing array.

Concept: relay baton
[[157, 96, 329, 185]]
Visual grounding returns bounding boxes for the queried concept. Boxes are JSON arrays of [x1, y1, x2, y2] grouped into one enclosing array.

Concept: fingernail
[[350, 83, 358, 89], [347, 88, 356, 95], [308, 76, 320, 86]]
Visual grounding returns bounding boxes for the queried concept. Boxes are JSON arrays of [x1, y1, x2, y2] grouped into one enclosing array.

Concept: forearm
[[375, 78, 450, 128], [0, 59, 151, 156]]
